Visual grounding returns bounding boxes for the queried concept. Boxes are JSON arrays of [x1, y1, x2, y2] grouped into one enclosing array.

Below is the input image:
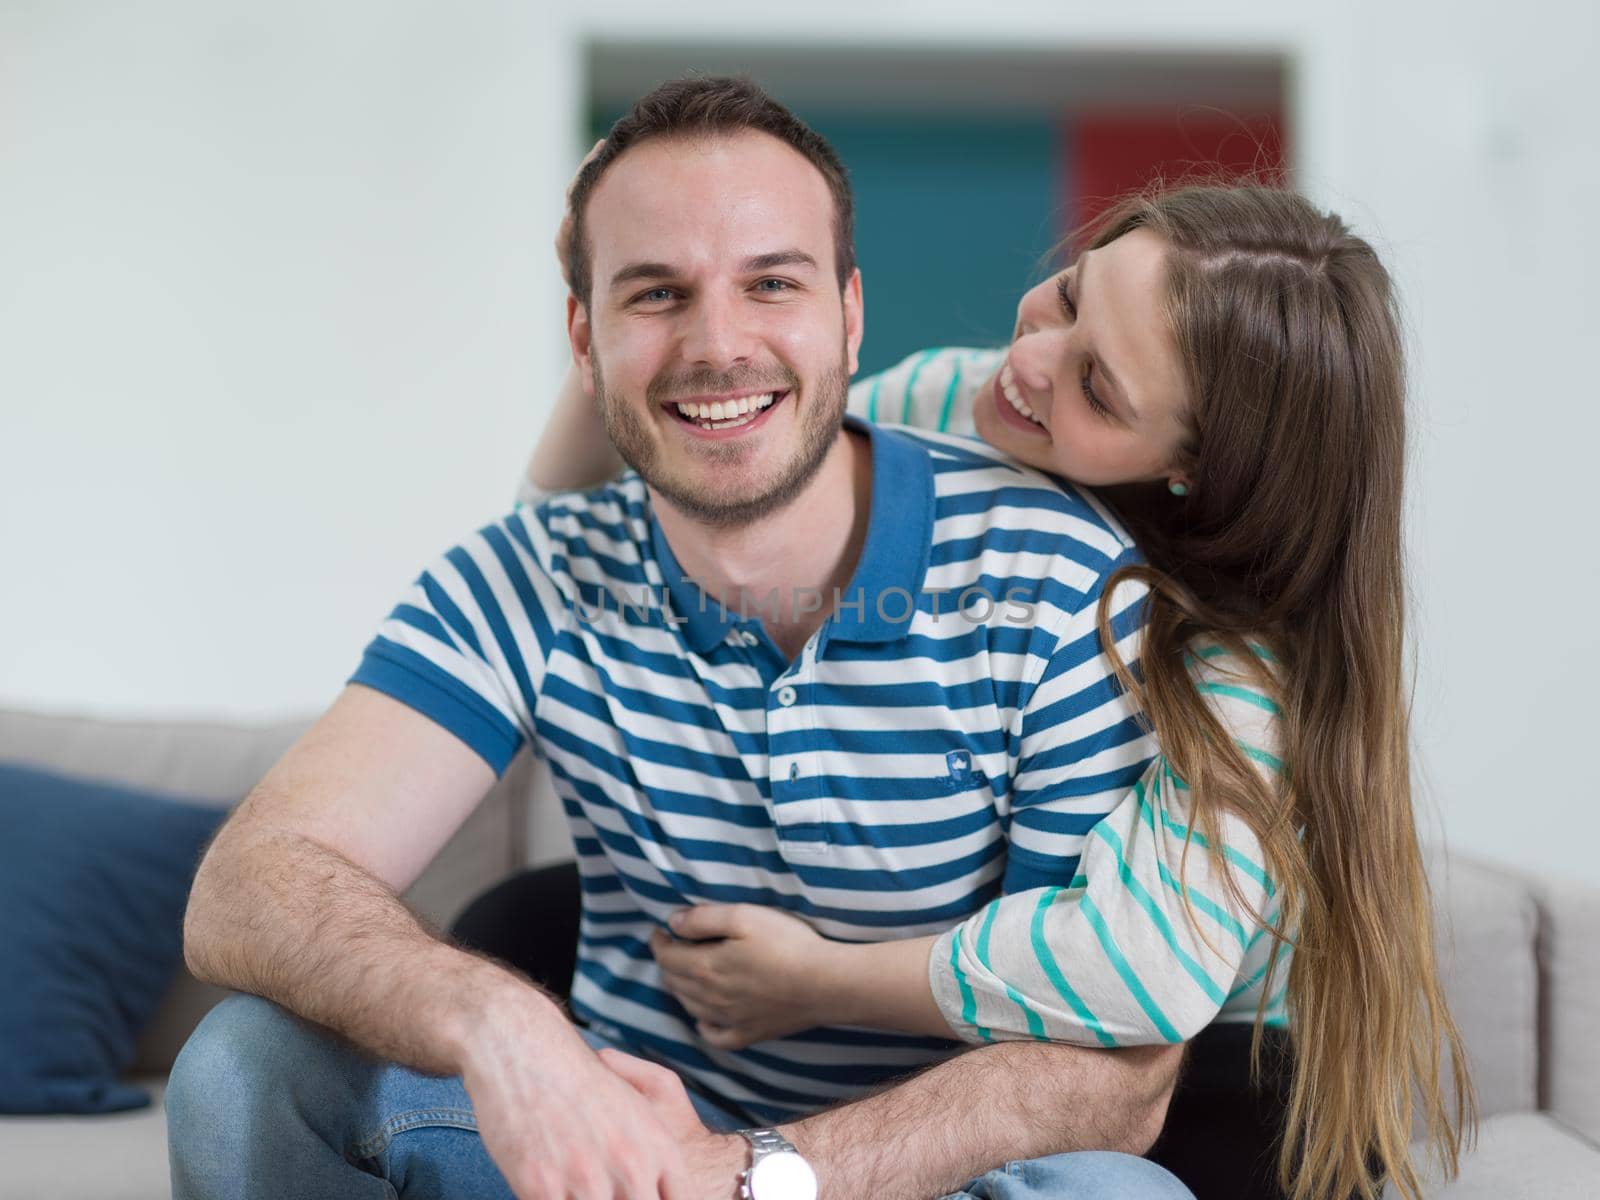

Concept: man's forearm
[[781, 1039, 1183, 1200], [183, 812, 552, 1077]]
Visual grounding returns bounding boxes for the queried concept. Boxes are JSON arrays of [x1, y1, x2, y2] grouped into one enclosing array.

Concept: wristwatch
[[737, 1127, 818, 1200]]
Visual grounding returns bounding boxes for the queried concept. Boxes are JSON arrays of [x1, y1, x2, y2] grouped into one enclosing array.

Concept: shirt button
[[788, 762, 800, 781], [777, 685, 797, 707], [740, 630, 759, 647]]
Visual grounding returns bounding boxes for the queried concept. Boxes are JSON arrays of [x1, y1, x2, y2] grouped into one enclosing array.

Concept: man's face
[[569, 131, 864, 527]]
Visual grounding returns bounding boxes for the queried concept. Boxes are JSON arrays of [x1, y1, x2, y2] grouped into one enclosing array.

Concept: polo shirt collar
[[647, 415, 935, 654]]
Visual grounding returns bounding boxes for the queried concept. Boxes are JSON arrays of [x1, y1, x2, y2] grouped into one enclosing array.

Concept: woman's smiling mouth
[[993, 363, 1049, 437]]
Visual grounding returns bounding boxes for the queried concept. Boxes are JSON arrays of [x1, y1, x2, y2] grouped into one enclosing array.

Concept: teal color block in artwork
[[807, 115, 1062, 377]]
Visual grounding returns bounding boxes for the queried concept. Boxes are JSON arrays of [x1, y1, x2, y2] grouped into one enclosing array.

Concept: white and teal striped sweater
[[853, 346, 1289, 1046]]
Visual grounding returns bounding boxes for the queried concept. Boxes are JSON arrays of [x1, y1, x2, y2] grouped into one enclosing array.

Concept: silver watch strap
[[739, 1126, 798, 1159]]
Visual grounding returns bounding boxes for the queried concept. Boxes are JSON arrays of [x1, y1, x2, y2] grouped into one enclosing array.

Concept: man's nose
[[679, 293, 754, 369]]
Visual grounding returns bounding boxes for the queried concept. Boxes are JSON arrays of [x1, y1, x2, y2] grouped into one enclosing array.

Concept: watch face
[[748, 1150, 818, 1200]]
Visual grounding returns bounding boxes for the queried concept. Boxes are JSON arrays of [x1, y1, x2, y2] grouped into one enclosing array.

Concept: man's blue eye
[[642, 288, 674, 302], [756, 278, 791, 292]]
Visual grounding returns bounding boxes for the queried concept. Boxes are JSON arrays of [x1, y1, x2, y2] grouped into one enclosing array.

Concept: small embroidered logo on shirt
[[946, 750, 972, 784]]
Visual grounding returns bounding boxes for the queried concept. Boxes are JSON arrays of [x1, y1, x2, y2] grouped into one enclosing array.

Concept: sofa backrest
[[1424, 855, 1540, 1133], [0, 705, 533, 1072], [1526, 871, 1600, 1145], [5, 705, 1592, 1127]]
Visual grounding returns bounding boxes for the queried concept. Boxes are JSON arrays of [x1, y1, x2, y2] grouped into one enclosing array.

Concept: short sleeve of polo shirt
[[347, 512, 567, 776], [1003, 552, 1153, 893]]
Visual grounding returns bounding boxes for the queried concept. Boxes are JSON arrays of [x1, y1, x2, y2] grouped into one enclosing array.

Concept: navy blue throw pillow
[[0, 763, 226, 1113]]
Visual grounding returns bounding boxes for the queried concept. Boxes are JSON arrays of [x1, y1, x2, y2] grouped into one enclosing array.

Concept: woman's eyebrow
[[1077, 252, 1141, 421]]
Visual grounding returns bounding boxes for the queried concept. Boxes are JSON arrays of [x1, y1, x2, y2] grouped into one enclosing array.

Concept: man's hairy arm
[[183, 684, 693, 1199], [781, 1039, 1183, 1199], [184, 685, 522, 1067]]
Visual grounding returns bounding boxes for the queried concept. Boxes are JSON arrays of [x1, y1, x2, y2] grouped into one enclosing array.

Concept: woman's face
[[972, 227, 1192, 487]]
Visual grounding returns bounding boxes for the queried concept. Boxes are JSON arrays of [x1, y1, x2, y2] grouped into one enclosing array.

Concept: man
[[168, 77, 1192, 1200]]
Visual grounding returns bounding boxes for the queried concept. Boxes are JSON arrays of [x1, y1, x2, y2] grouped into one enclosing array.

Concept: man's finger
[[597, 1048, 705, 1134], [597, 1047, 673, 1099]]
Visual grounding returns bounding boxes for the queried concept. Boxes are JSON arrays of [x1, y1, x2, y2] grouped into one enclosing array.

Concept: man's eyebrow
[[1078, 251, 1140, 421], [608, 251, 818, 292], [744, 250, 817, 273], [609, 262, 677, 290]]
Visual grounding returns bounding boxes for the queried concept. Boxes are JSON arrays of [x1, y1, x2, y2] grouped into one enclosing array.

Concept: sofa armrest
[[1533, 872, 1600, 1144]]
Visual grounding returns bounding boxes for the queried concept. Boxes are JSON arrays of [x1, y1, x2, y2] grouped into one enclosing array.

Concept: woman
[[521, 179, 1474, 1200]]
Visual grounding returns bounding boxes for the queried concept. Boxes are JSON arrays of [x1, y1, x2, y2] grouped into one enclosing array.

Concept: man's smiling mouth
[[667, 390, 787, 432]]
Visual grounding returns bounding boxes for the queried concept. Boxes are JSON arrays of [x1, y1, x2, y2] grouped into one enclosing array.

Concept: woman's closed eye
[[1080, 364, 1111, 418], [1058, 276, 1113, 419]]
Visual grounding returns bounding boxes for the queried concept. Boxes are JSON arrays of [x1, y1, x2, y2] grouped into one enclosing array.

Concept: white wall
[[3, 1, 1595, 882], [0, 0, 579, 720]]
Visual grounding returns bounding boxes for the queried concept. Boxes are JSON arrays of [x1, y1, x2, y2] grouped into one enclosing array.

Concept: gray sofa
[[1, 706, 1596, 1198]]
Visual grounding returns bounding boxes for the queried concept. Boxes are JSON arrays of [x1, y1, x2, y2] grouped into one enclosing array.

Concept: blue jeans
[[167, 995, 1194, 1199]]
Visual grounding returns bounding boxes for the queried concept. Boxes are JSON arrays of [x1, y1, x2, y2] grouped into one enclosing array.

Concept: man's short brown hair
[[566, 76, 856, 305]]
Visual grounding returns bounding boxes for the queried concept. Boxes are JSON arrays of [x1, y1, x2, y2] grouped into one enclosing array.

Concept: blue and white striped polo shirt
[[350, 414, 1155, 1122]]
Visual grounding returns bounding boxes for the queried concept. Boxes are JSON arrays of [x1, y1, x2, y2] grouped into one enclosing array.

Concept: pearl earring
[[1168, 481, 1188, 497]]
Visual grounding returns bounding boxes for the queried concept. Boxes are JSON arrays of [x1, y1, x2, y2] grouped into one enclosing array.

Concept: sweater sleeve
[[846, 347, 1003, 435], [929, 642, 1290, 1046]]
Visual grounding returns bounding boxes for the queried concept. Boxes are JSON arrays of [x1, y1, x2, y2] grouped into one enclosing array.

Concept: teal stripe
[[1191, 641, 1278, 663], [1263, 977, 1290, 1017], [1079, 891, 1183, 1042], [975, 901, 1048, 1040], [1138, 786, 1262, 940], [948, 926, 994, 1043], [1094, 822, 1228, 1006], [966, 883, 1056, 1043], [1152, 855, 1249, 950], [1029, 888, 1116, 1047], [1157, 762, 1275, 896], [1000, 979, 1048, 1040], [900, 348, 943, 425], [972, 908, 1049, 1043], [1225, 954, 1273, 1003], [1226, 939, 1288, 1004], [866, 374, 883, 423], [1238, 741, 1285, 774], [1158, 742, 1280, 790], [975, 895, 1001, 961], [936, 360, 964, 432], [1194, 681, 1280, 715]]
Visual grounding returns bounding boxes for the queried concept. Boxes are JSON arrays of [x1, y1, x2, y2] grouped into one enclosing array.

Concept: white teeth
[[674, 391, 779, 429], [672, 392, 777, 428], [1000, 363, 1042, 424]]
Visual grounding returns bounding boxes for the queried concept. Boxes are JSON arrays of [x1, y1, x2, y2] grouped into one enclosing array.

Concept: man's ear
[[842, 268, 864, 377], [566, 294, 596, 397]]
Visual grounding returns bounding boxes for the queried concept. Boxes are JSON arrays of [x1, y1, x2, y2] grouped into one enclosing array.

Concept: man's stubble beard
[[591, 345, 851, 529]]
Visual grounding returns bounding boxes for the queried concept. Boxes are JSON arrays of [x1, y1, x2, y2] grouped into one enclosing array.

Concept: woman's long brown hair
[[1082, 183, 1475, 1199]]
